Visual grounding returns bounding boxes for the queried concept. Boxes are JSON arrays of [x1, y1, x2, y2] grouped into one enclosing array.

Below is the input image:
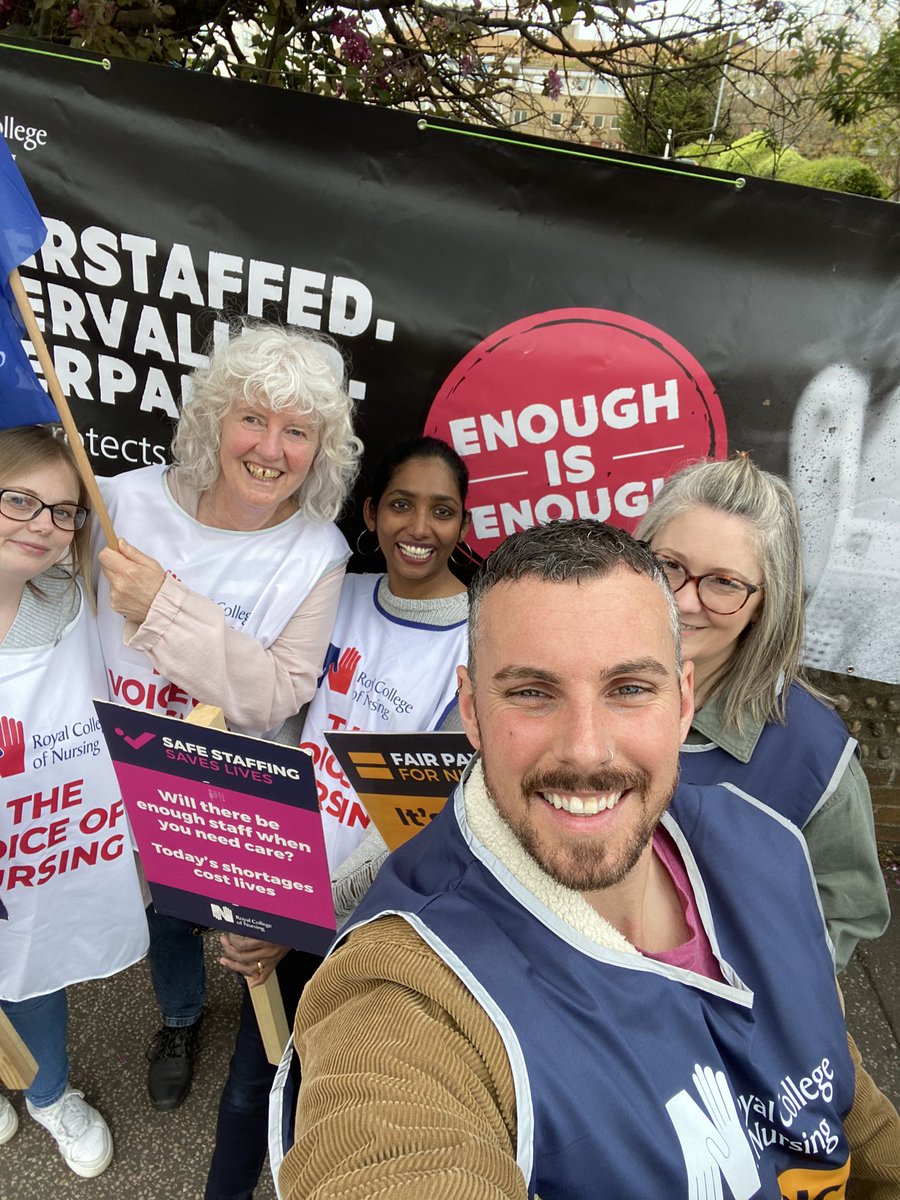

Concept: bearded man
[[276, 519, 895, 1200]]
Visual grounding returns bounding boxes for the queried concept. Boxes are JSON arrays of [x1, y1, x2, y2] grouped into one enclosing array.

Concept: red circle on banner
[[424, 308, 727, 558]]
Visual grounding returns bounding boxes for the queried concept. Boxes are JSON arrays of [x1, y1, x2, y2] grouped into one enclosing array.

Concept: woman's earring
[[450, 542, 483, 568], [356, 528, 380, 556]]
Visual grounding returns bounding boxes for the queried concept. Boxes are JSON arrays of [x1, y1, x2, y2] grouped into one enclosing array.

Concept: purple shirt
[[642, 827, 724, 982]]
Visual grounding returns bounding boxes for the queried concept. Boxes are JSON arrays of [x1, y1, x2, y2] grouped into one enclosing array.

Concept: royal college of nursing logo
[[666, 1064, 849, 1200], [0, 716, 27, 780], [319, 643, 413, 721], [322, 645, 361, 695], [666, 1065, 762, 1200]]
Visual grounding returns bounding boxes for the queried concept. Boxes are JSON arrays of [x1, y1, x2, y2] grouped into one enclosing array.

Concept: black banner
[[1, 43, 898, 681]]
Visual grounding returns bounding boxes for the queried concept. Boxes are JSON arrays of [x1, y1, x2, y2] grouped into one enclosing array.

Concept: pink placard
[[118, 762, 335, 931], [94, 701, 336, 951]]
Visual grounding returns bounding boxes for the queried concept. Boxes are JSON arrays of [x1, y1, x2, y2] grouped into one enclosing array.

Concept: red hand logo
[[0, 716, 26, 778], [328, 647, 361, 694]]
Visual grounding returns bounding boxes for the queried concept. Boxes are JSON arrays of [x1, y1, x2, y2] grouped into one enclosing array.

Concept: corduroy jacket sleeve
[[844, 1031, 900, 1199], [280, 915, 526, 1200]]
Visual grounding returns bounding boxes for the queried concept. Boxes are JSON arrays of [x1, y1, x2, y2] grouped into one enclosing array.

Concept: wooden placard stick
[[185, 704, 290, 1066], [0, 1006, 38, 1090], [250, 972, 291, 1066], [8, 268, 118, 548]]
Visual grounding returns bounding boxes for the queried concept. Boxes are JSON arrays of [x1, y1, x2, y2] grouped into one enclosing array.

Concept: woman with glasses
[[637, 453, 889, 971], [0, 425, 147, 1177], [636, 455, 900, 1184]]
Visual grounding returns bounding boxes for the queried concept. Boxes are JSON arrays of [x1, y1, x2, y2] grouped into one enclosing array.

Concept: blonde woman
[[637, 454, 888, 970], [0, 426, 146, 1177]]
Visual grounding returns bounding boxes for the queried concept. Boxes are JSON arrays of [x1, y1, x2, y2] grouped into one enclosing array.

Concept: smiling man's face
[[458, 567, 693, 895]]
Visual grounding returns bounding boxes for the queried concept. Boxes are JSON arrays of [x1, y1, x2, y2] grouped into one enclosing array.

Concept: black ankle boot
[[146, 1017, 202, 1111]]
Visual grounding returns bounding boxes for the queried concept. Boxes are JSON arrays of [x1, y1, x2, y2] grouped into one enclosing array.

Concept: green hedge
[[787, 157, 889, 199], [674, 132, 889, 198]]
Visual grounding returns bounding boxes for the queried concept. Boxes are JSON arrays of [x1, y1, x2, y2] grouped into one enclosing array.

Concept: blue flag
[[0, 135, 58, 428]]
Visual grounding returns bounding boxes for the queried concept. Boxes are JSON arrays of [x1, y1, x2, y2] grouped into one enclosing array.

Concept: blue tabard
[[680, 683, 857, 830], [344, 779, 853, 1200]]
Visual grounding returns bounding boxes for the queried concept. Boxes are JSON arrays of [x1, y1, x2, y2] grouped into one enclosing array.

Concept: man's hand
[[218, 933, 290, 987], [99, 539, 167, 625]]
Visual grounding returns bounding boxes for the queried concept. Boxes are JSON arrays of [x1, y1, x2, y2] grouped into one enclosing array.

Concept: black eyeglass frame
[[0, 488, 89, 532], [655, 556, 763, 615]]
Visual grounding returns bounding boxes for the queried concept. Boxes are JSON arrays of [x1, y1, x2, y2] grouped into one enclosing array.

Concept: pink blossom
[[342, 30, 372, 66], [68, 5, 84, 24], [330, 12, 357, 37], [545, 67, 562, 101], [331, 11, 372, 66]]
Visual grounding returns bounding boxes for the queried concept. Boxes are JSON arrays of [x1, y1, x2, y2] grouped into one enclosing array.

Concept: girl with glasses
[[637, 454, 889, 971], [0, 425, 147, 1177]]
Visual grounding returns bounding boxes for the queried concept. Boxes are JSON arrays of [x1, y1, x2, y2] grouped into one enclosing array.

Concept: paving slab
[[2, 935, 277, 1200]]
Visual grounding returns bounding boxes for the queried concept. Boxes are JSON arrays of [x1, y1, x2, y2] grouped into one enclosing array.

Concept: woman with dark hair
[[636, 454, 888, 971], [95, 324, 362, 1112], [0, 426, 146, 1177], [302, 434, 471, 875], [204, 435, 471, 1200]]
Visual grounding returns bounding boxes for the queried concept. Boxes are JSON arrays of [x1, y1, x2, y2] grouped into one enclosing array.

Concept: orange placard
[[325, 732, 474, 850]]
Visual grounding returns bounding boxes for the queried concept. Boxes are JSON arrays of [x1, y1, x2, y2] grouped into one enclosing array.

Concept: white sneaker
[[26, 1087, 113, 1177], [0, 1094, 17, 1144]]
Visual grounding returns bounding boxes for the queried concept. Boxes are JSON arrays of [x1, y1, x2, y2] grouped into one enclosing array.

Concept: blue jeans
[[204, 951, 319, 1200], [146, 905, 206, 1027], [1, 989, 68, 1107]]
